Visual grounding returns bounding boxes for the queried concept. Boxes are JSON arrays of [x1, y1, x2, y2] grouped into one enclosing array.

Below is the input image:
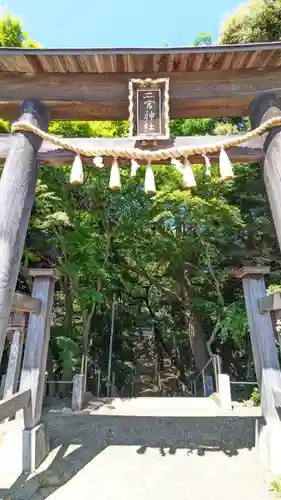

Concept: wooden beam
[[0, 134, 264, 165], [0, 100, 251, 120], [20, 268, 57, 428], [0, 100, 49, 367], [0, 388, 30, 422], [12, 292, 41, 314], [0, 68, 281, 120], [258, 291, 281, 313]]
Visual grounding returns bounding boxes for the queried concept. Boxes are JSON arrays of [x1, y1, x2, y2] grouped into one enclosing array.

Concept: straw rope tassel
[[171, 158, 183, 173], [131, 159, 139, 177], [10, 115, 281, 163], [109, 158, 121, 190], [219, 148, 234, 180], [203, 155, 212, 177], [93, 156, 104, 168], [183, 158, 196, 188], [144, 161, 156, 194], [70, 155, 84, 184]]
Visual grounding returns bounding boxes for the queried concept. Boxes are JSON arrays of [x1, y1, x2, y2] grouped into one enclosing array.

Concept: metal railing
[[229, 380, 258, 400], [230, 381, 257, 386], [191, 355, 221, 397]]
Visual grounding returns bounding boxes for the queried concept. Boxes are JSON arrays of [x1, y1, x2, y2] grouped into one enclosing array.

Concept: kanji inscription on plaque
[[137, 89, 161, 135], [128, 78, 169, 139]]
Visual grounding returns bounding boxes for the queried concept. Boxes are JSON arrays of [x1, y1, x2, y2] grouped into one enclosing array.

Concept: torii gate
[[1, 43, 281, 471]]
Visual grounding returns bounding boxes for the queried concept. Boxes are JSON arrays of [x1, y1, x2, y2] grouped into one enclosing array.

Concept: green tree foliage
[[192, 32, 212, 46], [0, 13, 40, 135], [0, 13, 40, 48], [1, 12, 281, 397], [0, 14, 25, 47], [27, 143, 279, 388], [220, 0, 281, 44]]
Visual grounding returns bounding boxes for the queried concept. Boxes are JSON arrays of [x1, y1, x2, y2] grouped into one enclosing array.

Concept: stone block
[[256, 419, 281, 473], [22, 423, 49, 473], [218, 374, 232, 412]]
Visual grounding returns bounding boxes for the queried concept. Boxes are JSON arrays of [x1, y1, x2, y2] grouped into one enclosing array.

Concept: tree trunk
[[183, 310, 211, 375], [63, 276, 73, 331], [82, 304, 96, 392]]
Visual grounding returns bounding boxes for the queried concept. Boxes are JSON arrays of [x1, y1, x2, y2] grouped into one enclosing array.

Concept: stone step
[[28, 406, 270, 500], [0, 399, 268, 500], [44, 410, 260, 452], [90, 396, 232, 416]]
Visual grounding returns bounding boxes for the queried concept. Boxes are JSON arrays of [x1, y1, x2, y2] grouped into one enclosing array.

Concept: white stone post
[[218, 374, 232, 412]]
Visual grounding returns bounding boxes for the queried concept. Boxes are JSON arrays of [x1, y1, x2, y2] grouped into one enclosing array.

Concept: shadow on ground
[[6, 411, 258, 499]]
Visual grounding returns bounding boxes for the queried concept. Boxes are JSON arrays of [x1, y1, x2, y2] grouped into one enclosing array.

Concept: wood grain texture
[[72, 374, 84, 411], [241, 274, 281, 422], [7, 311, 26, 331], [20, 270, 56, 428], [4, 330, 24, 401], [0, 388, 30, 422], [0, 373, 5, 398], [0, 98, 251, 120], [12, 292, 41, 314], [0, 44, 281, 75], [258, 292, 281, 313], [1, 67, 281, 119], [249, 93, 281, 252], [0, 99, 49, 368], [0, 134, 264, 165]]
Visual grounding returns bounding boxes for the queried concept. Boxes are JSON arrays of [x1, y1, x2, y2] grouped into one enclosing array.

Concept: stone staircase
[[134, 336, 179, 397], [134, 337, 159, 396], [0, 397, 274, 499]]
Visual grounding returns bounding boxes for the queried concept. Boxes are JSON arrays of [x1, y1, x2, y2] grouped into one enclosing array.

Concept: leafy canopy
[[220, 0, 281, 44]]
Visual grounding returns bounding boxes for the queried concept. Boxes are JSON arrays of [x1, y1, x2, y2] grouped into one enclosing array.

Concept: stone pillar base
[[22, 423, 49, 472], [256, 419, 281, 473]]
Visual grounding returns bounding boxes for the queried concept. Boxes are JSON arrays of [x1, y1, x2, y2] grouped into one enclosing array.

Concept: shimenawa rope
[[11, 116, 281, 162]]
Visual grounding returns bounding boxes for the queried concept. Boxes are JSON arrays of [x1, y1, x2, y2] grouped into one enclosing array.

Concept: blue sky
[[3, 0, 239, 48]]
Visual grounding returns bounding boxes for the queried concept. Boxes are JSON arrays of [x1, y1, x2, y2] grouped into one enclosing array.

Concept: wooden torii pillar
[[0, 100, 51, 471], [0, 99, 49, 364], [233, 94, 281, 472], [249, 93, 281, 251], [236, 266, 281, 472]]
